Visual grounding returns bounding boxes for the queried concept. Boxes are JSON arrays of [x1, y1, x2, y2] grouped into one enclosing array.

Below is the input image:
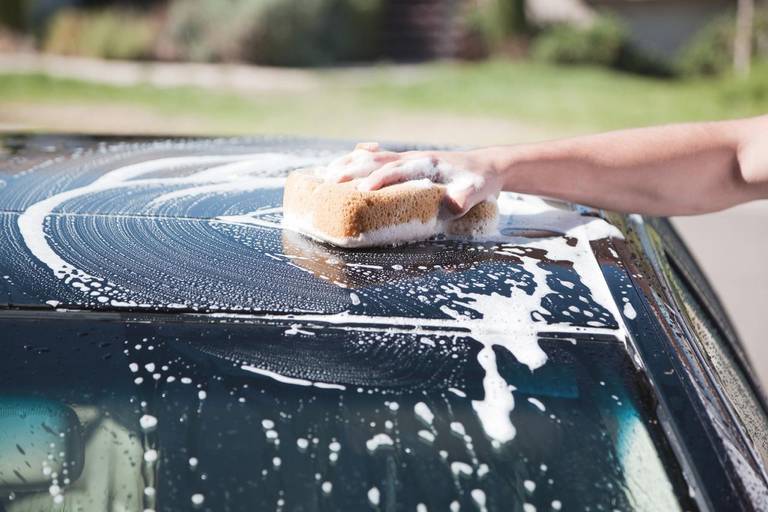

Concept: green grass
[[355, 59, 768, 131], [2, 59, 768, 138], [0, 72, 347, 135]]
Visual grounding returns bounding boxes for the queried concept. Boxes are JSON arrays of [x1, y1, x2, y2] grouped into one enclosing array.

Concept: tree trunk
[[734, 0, 755, 76]]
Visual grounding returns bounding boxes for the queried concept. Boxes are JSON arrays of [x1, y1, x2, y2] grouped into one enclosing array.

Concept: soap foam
[[283, 211, 440, 248]]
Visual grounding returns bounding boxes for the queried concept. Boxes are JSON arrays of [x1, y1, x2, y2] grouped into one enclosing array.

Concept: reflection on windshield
[[0, 315, 691, 511]]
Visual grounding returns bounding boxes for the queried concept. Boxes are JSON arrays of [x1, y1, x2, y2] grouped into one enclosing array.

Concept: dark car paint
[[0, 134, 766, 511], [597, 213, 768, 511]]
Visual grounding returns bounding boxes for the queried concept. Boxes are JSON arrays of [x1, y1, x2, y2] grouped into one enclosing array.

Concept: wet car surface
[[0, 135, 766, 512]]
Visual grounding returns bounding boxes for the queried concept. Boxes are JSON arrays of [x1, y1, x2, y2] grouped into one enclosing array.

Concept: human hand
[[325, 142, 502, 215]]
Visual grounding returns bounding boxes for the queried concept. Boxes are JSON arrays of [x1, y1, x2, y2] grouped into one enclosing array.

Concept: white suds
[[366, 433, 394, 453], [623, 301, 637, 320], [451, 461, 473, 477], [420, 337, 436, 347], [414, 402, 434, 426], [471, 489, 487, 511], [527, 398, 546, 412], [418, 430, 435, 443], [139, 414, 158, 431], [367, 487, 380, 506], [241, 364, 345, 390], [283, 213, 442, 249]]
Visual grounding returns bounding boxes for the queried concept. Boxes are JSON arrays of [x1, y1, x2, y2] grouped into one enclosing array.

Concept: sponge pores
[[282, 169, 498, 247]]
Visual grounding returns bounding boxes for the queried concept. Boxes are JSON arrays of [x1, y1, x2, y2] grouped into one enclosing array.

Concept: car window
[[0, 313, 694, 511]]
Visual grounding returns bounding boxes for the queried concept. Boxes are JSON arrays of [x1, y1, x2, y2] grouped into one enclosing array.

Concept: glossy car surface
[[0, 134, 766, 512]]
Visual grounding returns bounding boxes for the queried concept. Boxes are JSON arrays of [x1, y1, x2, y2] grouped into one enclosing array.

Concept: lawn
[[356, 60, 768, 129], [2, 59, 768, 143]]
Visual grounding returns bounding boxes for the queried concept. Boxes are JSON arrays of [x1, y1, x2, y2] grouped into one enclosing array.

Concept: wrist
[[469, 146, 514, 189]]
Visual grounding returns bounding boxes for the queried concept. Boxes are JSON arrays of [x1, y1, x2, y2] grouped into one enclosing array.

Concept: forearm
[[479, 117, 768, 216]]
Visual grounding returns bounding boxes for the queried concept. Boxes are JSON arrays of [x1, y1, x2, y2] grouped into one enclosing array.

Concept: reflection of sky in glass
[[0, 316, 689, 511]]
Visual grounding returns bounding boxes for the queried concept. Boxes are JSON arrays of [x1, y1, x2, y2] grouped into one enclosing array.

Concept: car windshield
[[1, 313, 690, 512], [0, 137, 694, 511]]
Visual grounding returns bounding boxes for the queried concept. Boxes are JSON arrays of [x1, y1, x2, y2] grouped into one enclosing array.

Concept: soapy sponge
[[282, 169, 498, 248]]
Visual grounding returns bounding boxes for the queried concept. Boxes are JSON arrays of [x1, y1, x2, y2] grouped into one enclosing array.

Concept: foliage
[[43, 8, 156, 60], [161, 0, 268, 62], [162, 0, 383, 66], [532, 15, 627, 67], [679, 8, 768, 76], [530, 14, 672, 76], [462, 0, 528, 57], [0, 0, 27, 31]]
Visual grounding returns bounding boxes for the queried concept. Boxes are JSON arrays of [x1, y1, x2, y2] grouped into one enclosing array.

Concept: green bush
[[532, 16, 627, 67], [465, 0, 528, 47], [43, 8, 156, 60], [0, 0, 27, 31], [459, 0, 528, 59], [162, 0, 268, 62], [679, 9, 768, 76], [163, 0, 383, 66]]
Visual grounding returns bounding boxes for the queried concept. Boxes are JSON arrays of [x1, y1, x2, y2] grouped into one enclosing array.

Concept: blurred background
[[0, 0, 766, 387]]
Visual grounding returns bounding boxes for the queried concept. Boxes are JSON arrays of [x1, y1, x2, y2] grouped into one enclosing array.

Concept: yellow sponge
[[282, 169, 498, 247]]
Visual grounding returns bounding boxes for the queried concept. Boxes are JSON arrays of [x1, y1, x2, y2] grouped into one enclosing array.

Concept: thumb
[[444, 187, 475, 216]]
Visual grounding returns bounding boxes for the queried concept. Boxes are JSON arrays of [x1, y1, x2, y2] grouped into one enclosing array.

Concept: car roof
[[0, 134, 629, 340]]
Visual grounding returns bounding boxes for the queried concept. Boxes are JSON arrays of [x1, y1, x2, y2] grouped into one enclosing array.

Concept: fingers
[[333, 152, 400, 183], [444, 187, 475, 215], [357, 161, 409, 191], [444, 175, 491, 215], [356, 157, 438, 191], [325, 144, 400, 183]]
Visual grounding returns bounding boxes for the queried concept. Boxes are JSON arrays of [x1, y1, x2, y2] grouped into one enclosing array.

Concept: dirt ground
[[0, 101, 564, 146]]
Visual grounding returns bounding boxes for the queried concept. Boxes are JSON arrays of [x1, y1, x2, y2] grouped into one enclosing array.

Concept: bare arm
[[329, 116, 768, 216], [486, 116, 768, 215]]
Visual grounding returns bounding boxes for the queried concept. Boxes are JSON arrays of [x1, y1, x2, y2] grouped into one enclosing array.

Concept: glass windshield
[[0, 313, 692, 511]]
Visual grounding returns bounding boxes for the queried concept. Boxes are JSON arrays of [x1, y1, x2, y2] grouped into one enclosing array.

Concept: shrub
[[246, 0, 383, 66], [162, 0, 383, 66], [532, 15, 627, 67], [161, 0, 268, 62], [0, 0, 27, 31], [460, 0, 528, 58], [43, 8, 156, 60], [679, 9, 768, 76]]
